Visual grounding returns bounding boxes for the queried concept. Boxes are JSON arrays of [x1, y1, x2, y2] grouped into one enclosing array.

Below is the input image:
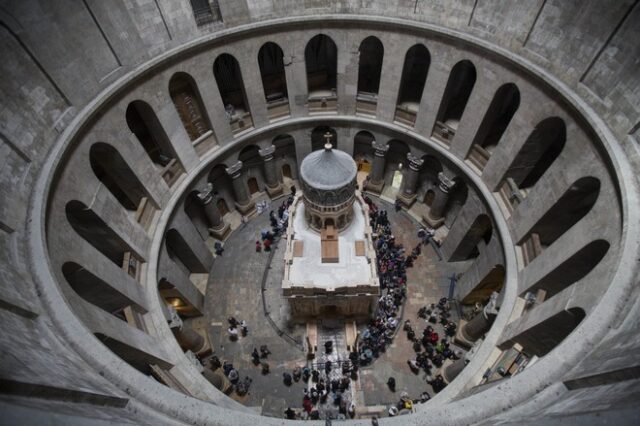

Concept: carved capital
[[258, 145, 276, 161], [406, 153, 424, 172], [437, 172, 456, 193], [196, 182, 216, 205], [372, 141, 389, 157], [225, 161, 243, 179]]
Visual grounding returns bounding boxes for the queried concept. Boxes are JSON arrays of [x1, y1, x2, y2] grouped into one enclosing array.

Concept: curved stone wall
[[2, 2, 639, 425]]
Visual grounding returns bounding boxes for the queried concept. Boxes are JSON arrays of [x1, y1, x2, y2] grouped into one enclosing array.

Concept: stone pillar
[[197, 183, 230, 240], [455, 292, 499, 348], [259, 145, 283, 198], [173, 325, 205, 353], [226, 161, 256, 216], [442, 357, 467, 383], [366, 141, 389, 195], [424, 172, 456, 228], [397, 153, 424, 208]]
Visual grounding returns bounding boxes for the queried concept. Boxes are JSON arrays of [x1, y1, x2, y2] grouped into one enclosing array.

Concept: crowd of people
[[356, 196, 421, 366], [404, 297, 462, 394]]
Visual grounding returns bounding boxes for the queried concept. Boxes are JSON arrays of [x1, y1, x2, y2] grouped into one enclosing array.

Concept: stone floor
[[201, 193, 470, 419]]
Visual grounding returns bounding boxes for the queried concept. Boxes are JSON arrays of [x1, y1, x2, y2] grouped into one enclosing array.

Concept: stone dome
[[300, 144, 357, 191]]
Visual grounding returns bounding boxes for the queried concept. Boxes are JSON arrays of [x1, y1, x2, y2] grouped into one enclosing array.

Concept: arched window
[[520, 177, 600, 265], [357, 36, 384, 115], [89, 143, 152, 212], [525, 240, 609, 299], [305, 34, 338, 112], [395, 44, 430, 126], [461, 265, 505, 305], [169, 72, 212, 142], [433, 60, 477, 143], [62, 261, 145, 318], [506, 307, 585, 357], [126, 100, 184, 186], [311, 126, 337, 151], [214, 53, 253, 133], [184, 190, 209, 240], [66, 200, 142, 268], [504, 117, 566, 192], [467, 83, 520, 170], [450, 214, 493, 261], [354, 131, 375, 161], [258, 42, 289, 119], [165, 228, 208, 274]]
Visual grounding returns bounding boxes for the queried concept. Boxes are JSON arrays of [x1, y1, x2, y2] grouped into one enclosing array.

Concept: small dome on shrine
[[300, 144, 357, 191]]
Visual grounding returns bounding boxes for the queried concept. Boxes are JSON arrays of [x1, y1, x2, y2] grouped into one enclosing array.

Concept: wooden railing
[[356, 92, 377, 116], [134, 197, 155, 231], [266, 98, 290, 120], [432, 120, 455, 145], [521, 233, 543, 266], [394, 106, 416, 126]]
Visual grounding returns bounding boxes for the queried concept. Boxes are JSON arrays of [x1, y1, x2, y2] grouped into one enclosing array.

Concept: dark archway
[[450, 214, 493, 261], [305, 34, 338, 93], [89, 143, 151, 212], [214, 53, 251, 121], [258, 42, 288, 102], [126, 100, 178, 167], [520, 177, 600, 263], [525, 240, 610, 299], [433, 60, 476, 140], [357, 36, 384, 96], [467, 83, 520, 170], [169, 72, 211, 141], [504, 117, 566, 191], [395, 44, 430, 126], [66, 200, 141, 267]]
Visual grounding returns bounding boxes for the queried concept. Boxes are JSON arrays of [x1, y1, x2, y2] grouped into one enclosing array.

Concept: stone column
[[259, 145, 283, 198], [197, 183, 230, 240], [424, 172, 456, 228], [173, 325, 205, 353], [442, 357, 467, 383], [397, 153, 424, 208], [226, 161, 256, 216], [456, 292, 499, 347], [366, 141, 389, 195]]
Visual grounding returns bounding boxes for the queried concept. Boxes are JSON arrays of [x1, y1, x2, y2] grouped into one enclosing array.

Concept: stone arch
[[165, 228, 208, 274], [395, 44, 430, 125], [305, 34, 338, 93], [467, 83, 520, 169], [524, 239, 610, 299], [214, 53, 251, 117], [445, 177, 469, 228], [450, 214, 493, 261], [273, 134, 297, 180], [384, 139, 411, 183], [126, 100, 180, 169], [519, 177, 600, 262], [507, 307, 586, 358], [62, 261, 144, 318], [504, 117, 566, 192], [184, 190, 209, 240], [354, 130, 375, 163], [65, 200, 141, 267], [258, 42, 288, 102], [169, 72, 212, 141], [89, 142, 152, 212], [434, 60, 477, 135], [357, 36, 384, 96], [461, 264, 505, 305]]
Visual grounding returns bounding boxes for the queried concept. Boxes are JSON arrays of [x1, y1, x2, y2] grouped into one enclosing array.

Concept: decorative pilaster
[[197, 183, 230, 240], [366, 141, 389, 195], [397, 153, 424, 208], [259, 145, 283, 198], [226, 161, 256, 216], [424, 172, 456, 228]]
